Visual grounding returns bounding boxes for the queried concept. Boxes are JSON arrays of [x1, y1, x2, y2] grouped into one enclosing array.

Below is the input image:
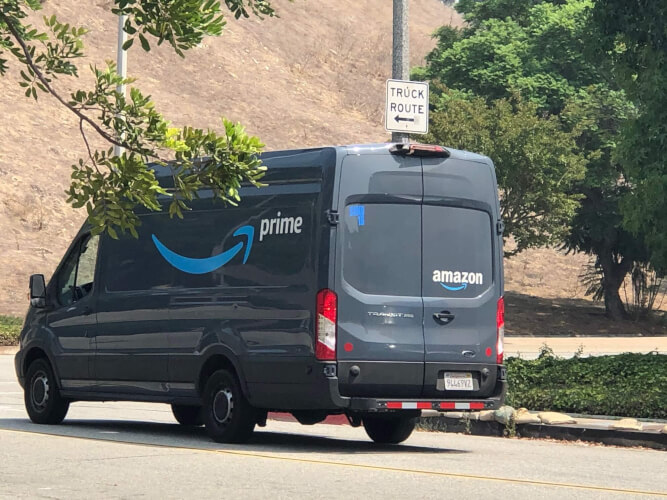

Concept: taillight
[[316, 289, 337, 360], [496, 296, 505, 364]]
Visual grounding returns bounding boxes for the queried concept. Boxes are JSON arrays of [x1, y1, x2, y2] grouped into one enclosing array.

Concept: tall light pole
[[392, 0, 410, 144], [114, 13, 128, 157]]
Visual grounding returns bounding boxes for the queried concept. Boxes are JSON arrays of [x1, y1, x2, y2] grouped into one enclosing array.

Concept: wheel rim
[[31, 371, 49, 411], [212, 388, 234, 425]]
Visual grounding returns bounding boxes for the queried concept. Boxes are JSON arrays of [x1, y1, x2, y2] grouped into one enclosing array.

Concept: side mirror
[[29, 274, 47, 308]]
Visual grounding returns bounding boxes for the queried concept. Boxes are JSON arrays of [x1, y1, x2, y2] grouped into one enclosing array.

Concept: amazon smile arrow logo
[[440, 282, 468, 291], [152, 225, 254, 275]]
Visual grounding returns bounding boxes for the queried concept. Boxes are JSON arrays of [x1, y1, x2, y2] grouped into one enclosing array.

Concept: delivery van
[[15, 143, 507, 444]]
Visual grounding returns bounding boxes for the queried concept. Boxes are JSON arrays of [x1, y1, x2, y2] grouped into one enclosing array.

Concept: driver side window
[[57, 234, 100, 306]]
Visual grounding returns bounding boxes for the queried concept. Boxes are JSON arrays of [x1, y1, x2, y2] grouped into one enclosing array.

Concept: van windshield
[[342, 203, 421, 297]]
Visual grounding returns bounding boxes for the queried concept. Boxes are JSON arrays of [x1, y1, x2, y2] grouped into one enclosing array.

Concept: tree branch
[[79, 117, 103, 175], [1, 10, 139, 156]]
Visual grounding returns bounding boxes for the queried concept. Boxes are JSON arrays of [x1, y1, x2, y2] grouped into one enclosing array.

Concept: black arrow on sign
[[395, 115, 415, 123]]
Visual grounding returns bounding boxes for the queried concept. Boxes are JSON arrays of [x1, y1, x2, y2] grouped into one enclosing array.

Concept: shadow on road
[[0, 417, 467, 456]]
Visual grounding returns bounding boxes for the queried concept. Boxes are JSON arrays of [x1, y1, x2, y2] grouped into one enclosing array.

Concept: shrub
[[506, 351, 667, 419], [0, 315, 22, 346]]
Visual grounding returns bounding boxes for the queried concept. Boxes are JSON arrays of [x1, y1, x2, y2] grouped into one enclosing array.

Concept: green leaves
[[63, 62, 266, 238], [506, 353, 667, 419], [422, 0, 601, 115], [424, 91, 585, 256], [591, 0, 667, 272], [418, 0, 661, 318], [2, 0, 278, 239], [113, 0, 227, 56]]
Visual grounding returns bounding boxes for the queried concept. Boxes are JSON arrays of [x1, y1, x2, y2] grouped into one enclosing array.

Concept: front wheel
[[363, 415, 416, 444], [202, 369, 256, 443], [24, 358, 69, 425]]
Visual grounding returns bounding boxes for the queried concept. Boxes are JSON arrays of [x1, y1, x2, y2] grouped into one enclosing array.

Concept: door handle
[[433, 311, 455, 325]]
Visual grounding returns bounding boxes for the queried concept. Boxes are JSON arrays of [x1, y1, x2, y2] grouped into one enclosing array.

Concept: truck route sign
[[385, 79, 429, 134]]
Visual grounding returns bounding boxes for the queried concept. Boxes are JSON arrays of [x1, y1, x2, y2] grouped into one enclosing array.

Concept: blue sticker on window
[[349, 205, 365, 226]]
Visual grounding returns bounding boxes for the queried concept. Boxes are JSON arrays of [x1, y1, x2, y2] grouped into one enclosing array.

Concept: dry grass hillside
[[0, 0, 664, 336]]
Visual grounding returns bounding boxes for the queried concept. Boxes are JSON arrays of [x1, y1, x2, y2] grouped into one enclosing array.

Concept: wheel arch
[[23, 346, 62, 389], [197, 348, 249, 400]]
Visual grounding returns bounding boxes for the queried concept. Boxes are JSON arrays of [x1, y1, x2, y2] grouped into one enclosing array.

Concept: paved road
[[0, 356, 665, 499]]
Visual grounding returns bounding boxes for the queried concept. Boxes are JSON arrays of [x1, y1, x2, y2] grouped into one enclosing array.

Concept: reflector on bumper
[[380, 401, 488, 410]]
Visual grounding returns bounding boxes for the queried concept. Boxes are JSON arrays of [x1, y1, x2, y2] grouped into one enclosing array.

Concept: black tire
[[24, 358, 69, 425], [363, 415, 416, 444], [171, 405, 203, 426], [202, 369, 256, 443]]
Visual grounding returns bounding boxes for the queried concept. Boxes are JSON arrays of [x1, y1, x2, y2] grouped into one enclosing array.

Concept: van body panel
[[46, 298, 96, 382], [94, 293, 171, 391], [163, 148, 338, 407], [335, 153, 425, 397], [15, 143, 506, 417], [420, 157, 503, 397]]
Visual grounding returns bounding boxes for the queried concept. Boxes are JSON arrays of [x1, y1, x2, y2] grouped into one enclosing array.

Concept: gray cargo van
[[15, 143, 506, 444]]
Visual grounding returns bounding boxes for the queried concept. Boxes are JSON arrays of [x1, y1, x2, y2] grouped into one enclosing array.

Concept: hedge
[[0, 315, 22, 346], [506, 348, 667, 419]]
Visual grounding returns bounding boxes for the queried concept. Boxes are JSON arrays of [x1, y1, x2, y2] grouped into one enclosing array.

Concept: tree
[[418, 0, 650, 319], [560, 86, 645, 319], [423, 0, 603, 115], [424, 90, 585, 256], [0, 0, 280, 238], [590, 0, 667, 273]]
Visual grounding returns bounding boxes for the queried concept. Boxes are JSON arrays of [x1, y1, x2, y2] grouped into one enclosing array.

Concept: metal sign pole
[[113, 14, 128, 157], [392, 0, 410, 144]]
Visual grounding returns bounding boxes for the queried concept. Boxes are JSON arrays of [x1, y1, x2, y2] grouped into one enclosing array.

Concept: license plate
[[444, 372, 474, 391]]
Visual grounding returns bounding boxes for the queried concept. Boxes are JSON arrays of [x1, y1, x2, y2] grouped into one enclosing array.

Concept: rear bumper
[[326, 373, 507, 413]]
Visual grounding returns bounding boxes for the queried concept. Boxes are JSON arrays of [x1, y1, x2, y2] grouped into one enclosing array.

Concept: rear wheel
[[171, 405, 203, 426], [202, 369, 256, 443], [363, 415, 416, 444], [24, 358, 69, 425]]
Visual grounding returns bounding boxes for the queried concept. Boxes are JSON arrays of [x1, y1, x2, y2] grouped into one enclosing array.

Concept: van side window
[[56, 234, 100, 306]]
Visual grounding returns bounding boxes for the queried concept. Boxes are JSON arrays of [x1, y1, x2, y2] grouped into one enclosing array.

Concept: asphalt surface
[[0, 356, 665, 499]]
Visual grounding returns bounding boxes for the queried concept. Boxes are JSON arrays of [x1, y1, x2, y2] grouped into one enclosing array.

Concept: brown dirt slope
[[0, 0, 459, 314], [0, 0, 664, 336]]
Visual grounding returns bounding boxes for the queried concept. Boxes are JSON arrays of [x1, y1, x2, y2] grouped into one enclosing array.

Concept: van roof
[[148, 143, 491, 180], [342, 143, 491, 163]]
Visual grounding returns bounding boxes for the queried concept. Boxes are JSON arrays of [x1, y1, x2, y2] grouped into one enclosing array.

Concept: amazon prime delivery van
[[16, 143, 506, 444]]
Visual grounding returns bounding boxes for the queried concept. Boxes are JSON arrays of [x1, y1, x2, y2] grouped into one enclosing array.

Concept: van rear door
[[421, 157, 501, 398], [335, 151, 425, 398]]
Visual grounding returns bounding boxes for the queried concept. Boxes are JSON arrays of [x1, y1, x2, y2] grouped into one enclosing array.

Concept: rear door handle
[[433, 311, 455, 325]]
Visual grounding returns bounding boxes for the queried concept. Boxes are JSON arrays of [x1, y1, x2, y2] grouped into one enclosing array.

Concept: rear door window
[[342, 203, 421, 297], [423, 205, 493, 298]]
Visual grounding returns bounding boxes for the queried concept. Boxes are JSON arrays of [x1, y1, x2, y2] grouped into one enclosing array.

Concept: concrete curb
[[0, 346, 18, 355], [418, 414, 667, 451]]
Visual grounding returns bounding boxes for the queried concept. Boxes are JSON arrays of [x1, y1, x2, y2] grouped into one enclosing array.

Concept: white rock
[[479, 410, 496, 422], [610, 418, 643, 431], [537, 411, 576, 425], [514, 408, 541, 424]]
